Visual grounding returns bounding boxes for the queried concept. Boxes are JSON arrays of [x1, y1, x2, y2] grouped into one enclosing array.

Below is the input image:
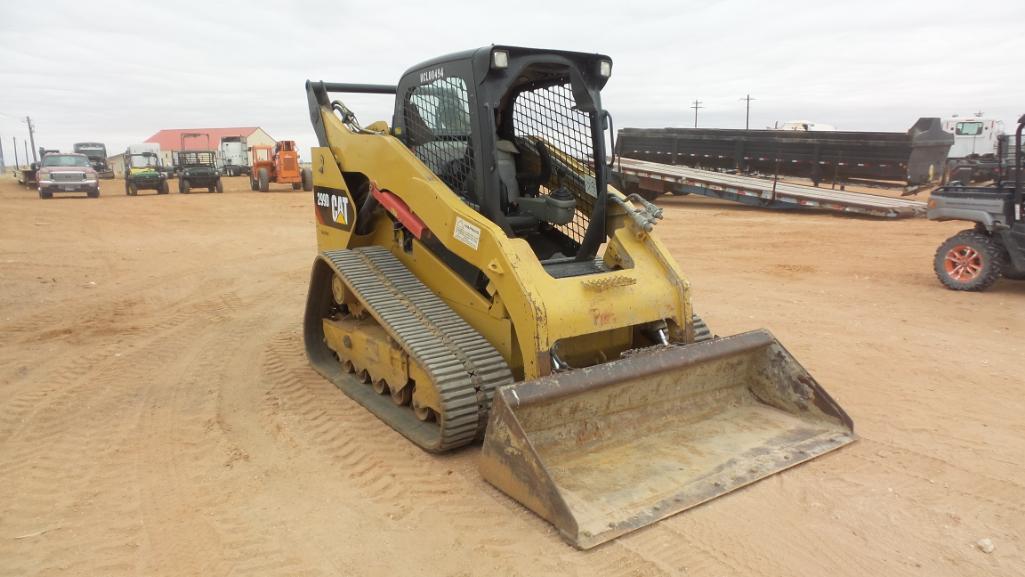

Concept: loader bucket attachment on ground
[[479, 329, 855, 549]]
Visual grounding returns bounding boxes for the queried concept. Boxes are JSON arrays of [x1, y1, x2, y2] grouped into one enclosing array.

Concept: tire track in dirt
[[0, 250, 262, 343], [130, 282, 328, 577], [0, 320, 210, 576], [0, 290, 244, 448], [0, 348, 116, 447], [0, 286, 251, 577], [846, 441, 1025, 518], [256, 328, 672, 577]]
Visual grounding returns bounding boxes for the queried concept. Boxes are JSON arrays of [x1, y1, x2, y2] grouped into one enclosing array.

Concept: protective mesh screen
[[404, 77, 475, 201], [179, 151, 215, 166], [512, 83, 597, 243]]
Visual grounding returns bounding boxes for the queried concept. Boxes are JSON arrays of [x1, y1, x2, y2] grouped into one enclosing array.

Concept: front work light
[[492, 49, 509, 69], [599, 59, 612, 78]]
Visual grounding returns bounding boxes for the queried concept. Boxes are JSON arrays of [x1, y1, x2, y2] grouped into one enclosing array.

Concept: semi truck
[[219, 136, 250, 176], [942, 115, 1006, 183]]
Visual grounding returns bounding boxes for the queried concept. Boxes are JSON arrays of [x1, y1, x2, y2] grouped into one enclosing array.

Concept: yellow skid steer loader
[[302, 46, 855, 549]]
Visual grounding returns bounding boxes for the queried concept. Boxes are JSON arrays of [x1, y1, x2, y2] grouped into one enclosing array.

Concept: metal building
[[143, 127, 276, 169]]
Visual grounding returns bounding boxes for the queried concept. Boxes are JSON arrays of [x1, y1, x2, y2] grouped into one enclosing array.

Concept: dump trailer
[[302, 46, 855, 549], [73, 142, 114, 178], [618, 119, 954, 187]]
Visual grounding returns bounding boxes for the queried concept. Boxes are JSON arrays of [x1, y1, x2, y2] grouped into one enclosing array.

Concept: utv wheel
[[302, 167, 313, 191], [128, 182, 138, 196], [258, 168, 269, 192], [215, 179, 224, 193], [159, 180, 169, 194], [180, 178, 190, 194], [934, 230, 1003, 291]]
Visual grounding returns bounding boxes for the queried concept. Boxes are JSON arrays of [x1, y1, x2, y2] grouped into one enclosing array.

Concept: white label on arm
[[453, 217, 481, 250]]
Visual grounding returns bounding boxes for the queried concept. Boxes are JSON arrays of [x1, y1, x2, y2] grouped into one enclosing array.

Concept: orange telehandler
[[249, 140, 313, 192]]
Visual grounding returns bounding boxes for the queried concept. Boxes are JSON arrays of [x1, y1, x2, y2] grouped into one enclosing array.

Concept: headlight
[[491, 49, 509, 69], [599, 59, 612, 78]]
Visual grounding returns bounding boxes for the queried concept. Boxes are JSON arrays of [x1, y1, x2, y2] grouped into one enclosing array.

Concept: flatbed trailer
[[15, 167, 38, 188], [613, 157, 926, 218]]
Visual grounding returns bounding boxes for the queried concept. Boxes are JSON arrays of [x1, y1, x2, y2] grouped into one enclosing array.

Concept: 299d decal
[[315, 186, 354, 230]]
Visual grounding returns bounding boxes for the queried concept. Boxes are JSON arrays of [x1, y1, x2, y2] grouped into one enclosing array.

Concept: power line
[[690, 99, 703, 128], [740, 94, 756, 130], [24, 116, 37, 163]]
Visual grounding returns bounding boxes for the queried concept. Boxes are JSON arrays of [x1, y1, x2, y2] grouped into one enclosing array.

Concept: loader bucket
[[479, 329, 855, 549]]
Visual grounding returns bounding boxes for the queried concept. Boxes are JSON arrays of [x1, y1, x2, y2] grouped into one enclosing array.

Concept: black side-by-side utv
[[177, 132, 223, 194], [928, 114, 1025, 291], [177, 150, 223, 194]]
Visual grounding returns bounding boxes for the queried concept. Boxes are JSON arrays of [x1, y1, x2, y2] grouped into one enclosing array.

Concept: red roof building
[[144, 127, 274, 151]]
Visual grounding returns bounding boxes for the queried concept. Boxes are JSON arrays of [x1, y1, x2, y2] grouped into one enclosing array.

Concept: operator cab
[[393, 46, 615, 265]]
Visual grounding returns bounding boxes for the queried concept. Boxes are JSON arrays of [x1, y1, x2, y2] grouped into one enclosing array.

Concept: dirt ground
[[1, 174, 1022, 577]]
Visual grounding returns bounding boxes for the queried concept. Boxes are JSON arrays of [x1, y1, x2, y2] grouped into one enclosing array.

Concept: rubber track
[[323, 246, 514, 451], [691, 314, 712, 343]]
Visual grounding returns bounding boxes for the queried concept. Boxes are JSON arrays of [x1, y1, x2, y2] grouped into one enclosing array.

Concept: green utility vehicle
[[177, 133, 223, 193]]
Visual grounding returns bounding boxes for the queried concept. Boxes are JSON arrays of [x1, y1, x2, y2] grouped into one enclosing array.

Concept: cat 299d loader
[[303, 46, 855, 549]]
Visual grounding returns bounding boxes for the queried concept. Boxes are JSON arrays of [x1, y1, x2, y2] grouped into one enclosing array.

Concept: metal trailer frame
[[617, 118, 953, 188], [614, 158, 926, 218]]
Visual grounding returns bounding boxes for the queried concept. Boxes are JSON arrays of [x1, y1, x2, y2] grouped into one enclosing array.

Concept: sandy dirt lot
[[1, 174, 1022, 577]]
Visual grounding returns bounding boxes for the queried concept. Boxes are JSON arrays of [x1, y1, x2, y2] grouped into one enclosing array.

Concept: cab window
[[42, 155, 89, 167], [955, 121, 984, 136], [404, 76, 475, 201]]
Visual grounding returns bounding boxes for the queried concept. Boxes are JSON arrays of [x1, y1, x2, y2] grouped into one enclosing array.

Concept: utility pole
[[690, 99, 703, 128], [25, 116, 37, 162], [13, 136, 19, 169], [24, 140, 30, 167], [740, 94, 755, 130], [0, 134, 5, 173]]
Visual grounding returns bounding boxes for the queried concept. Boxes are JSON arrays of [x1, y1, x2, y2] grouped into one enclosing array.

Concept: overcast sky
[[1, 0, 1023, 161]]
